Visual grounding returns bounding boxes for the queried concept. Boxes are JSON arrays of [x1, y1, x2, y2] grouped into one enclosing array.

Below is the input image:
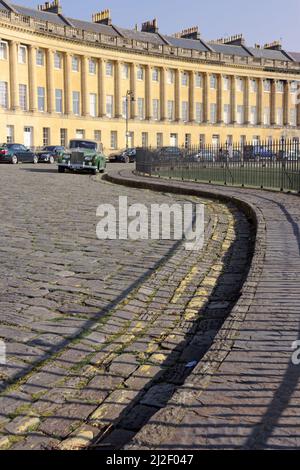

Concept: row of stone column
[[7, 40, 299, 127]]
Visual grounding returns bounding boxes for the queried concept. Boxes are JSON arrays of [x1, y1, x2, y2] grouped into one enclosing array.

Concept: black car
[[36, 146, 65, 164], [0, 144, 38, 164], [157, 147, 184, 159], [109, 148, 136, 163]]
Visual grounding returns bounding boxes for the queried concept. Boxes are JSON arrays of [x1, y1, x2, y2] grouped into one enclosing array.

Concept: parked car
[[191, 150, 216, 162], [277, 149, 300, 162], [0, 144, 38, 164], [36, 146, 65, 164], [57, 139, 106, 174], [109, 148, 137, 163], [253, 146, 277, 162], [157, 147, 184, 159], [217, 150, 242, 162]]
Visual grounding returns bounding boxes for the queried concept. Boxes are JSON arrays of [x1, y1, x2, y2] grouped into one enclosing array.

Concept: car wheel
[[58, 166, 65, 173], [33, 156, 38, 164], [49, 156, 55, 164], [11, 155, 18, 164]]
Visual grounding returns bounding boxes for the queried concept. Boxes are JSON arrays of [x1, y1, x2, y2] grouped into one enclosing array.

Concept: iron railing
[[135, 140, 300, 193]]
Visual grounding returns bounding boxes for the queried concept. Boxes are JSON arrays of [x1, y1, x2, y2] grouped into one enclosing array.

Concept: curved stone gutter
[[103, 169, 300, 450]]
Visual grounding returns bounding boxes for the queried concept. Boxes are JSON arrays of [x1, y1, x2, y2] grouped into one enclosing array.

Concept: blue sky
[[14, 0, 300, 50]]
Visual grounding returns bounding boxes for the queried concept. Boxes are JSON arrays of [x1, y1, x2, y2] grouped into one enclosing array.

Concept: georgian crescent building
[[0, 0, 300, 151]]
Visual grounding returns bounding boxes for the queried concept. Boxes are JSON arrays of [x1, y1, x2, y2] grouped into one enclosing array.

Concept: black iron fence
[[135, 140, 300, 193]]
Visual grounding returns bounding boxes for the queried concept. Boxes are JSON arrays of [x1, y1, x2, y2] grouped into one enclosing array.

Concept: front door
[[170, 133, 178, 147], [24, 127, 33, 149]]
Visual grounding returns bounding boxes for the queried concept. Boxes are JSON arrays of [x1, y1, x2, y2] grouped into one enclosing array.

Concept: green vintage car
[[58, 139, 106, 175]]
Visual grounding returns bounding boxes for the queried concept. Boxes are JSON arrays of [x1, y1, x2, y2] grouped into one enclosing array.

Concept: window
[[250, 106, 257, 125], [152, 68, 159, 82], [167, 70, 175, 84], [110, 131, 117, 149], [60, 128, 67, 147], [55, 89, 63, 113], [291, 81, 299, 94], [182, 101, 189, 122], [199, 134, 205, 146], [237, 105, 244, 125], [0, 41, 8, 60], [106, 62, 113, 76], [276, 81, 284, 93], [6, 125, 14, 144], [137, 98, 145, 120], [89, 93, 97, 117], [19, 84, 27, 110], [142, 132, 148, 147], [264, 80, 271, 92], [195, 73, 202, 88], [72, 91, 80, 115], [122, 96, 127, 119], [137, 66, 144, 81], [264, 107, 270, 125], [76, 129, 85, 139], [18, 45, 27, 64], [37, 87, 45, 112], [195, 103, 203, 123], [223, 104, 231, 124], [157, 133, 163, 147], [250, 79, 257, 93], [0, 81, 8, 108], [122, 64, 129, 79], [276, 107, 283, 126], [223, 76, 230, 91], [167, 100, 175, 121], [240, 135, 246, 146], [185, 133, 191, 148], [153, 99, 160, 120], [236, 77, 244, 92], [210, 103, 217, 123], [54, 52, 62, 69], [170, 133, 178, 147], [72, 56, 79, 72], [181, 72, 188, 87], [43, 128, 50, 146], [89, 59, 97, 74], [210, 74, 217, 89], [94, 130, 101, 142], [36, 49, 44, 66], [212, 134, 220, 148], [290, 108, 297, 126], [106, 95, 114, 118]]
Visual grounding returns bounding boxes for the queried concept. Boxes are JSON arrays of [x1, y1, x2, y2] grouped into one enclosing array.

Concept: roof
[[0, 1, 298, 63]]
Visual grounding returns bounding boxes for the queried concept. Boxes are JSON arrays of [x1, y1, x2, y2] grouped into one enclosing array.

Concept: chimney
[[210, 34, 245, 46], [174, 26, 200, 40], [92, 9, 112, 26], [141, 19, 158, 33], [38, 0, 62, 14], [264, 41, 282, 51]]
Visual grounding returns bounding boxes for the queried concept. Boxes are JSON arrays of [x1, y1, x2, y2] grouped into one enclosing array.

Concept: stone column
[[244, 76, 250, 124], [257, 77, 264, 125], [284, 80, 290, 126], [98, 58, 105, 117], [175, 69, 181, 121], [81, 55, 89, 116], [217, 74, 223, 123], [270, 79, 277, 125], [114, 60, 122, 118], [203, 72, 210, 123], [46, 49, 54, 113], [9, 40, 19, 110], [64, 52, 72, 115], [231, 75, 236, 124], [130, 63, 137, 119], [160, 67, 167, 121], [28, 45, 37, 112], [145, 64, 152, 120], [189, 71, 195, 122]]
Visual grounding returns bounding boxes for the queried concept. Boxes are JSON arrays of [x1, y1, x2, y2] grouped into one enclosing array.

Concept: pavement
[[0, 163, 252, 450], [105, 168, 300, 451]]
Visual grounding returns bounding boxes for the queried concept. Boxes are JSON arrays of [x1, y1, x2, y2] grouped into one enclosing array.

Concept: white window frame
[[0, 81, 8, 109], [122, 64, 129, 79], [182, 101, 189, 122], [195, 73, 202, 88], [110, 130, 117, 149], [72, 91, 80, 115], [89, 93, 97, 117], [106, 95, 114, 118], [181, 72, 188, 87], [167, 100, 175, 121], [223, 76, 230, 91], [152, 99, 160, 120], [18, 45, 27, 64], [37, 86, 45, 112], [210, 74, 217, 89], [210, 103, 217, 123], [55, 89, 63, 113], [195, 102, 203, 123], [54, 52, 62, 69], [72, 56, 80, 72], [0, 41, 8, 60], [137, 66, 144, 81], [152, 68, 159, 82], [106, 62, 113, 77], [167, 69, 175, 85], [36, 49, 45, 67], [89, 59, 97, 75], [19, 84, 28, 110], [137, 97, 145, 120]]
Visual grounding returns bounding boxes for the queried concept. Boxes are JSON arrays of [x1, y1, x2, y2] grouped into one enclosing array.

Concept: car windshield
[[70, 140, 97, 150], [43, 146, 56, 151]]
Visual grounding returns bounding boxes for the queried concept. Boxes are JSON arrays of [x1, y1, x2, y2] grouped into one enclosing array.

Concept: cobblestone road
[[0, 164, 253, 450]]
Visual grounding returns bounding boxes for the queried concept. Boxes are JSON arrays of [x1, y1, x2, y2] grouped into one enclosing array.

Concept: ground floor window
[[185, 133, 191, 148], [6, 125, 14, 144], [60, 129, 67, 147], [110, 131, 117, 149], [170, 133, 178, 147], [142, 132, 148, 148], [157, 133, 163, 148], [94, 130, 101, 142], [43, 127, 50, 147], [76, 129, 85, 139]]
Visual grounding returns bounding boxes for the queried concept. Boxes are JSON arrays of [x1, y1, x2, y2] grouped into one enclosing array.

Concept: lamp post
[[126, 90, 134, 150]]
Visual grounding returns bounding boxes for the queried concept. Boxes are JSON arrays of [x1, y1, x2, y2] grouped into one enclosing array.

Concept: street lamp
[[126, 90, 135, 150]]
